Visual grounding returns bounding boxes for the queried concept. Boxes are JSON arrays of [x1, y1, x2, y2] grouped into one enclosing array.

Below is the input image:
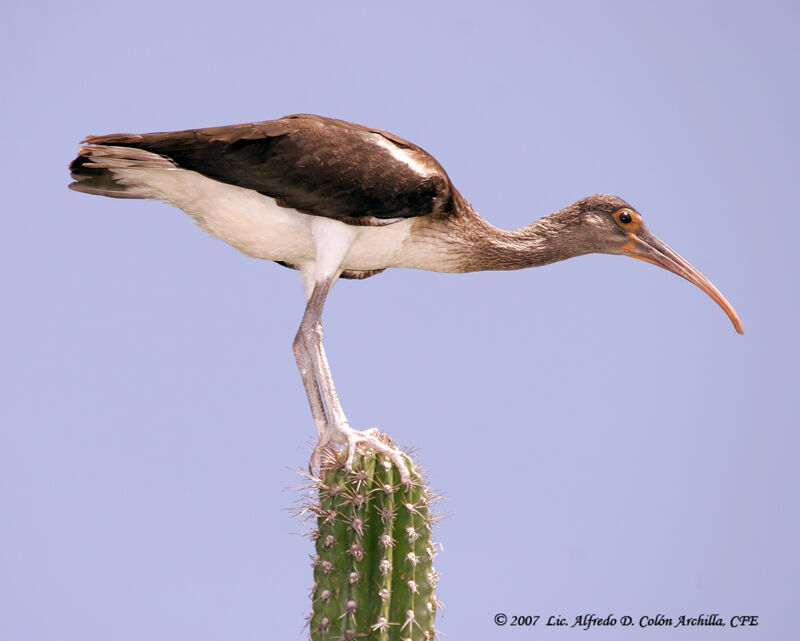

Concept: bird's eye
[[612, 208, 641, 231]]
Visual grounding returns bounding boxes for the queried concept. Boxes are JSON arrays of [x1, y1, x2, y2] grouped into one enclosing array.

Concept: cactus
[[307, 440, 440, 641]]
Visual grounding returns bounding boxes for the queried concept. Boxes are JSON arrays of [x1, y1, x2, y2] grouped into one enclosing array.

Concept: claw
[[309, 429, 333, 477], [312, 422, 411, 485], [344, 437, 357, 472]]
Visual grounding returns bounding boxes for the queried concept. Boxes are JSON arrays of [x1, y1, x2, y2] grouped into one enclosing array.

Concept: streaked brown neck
[[426, 193, 589, 272]]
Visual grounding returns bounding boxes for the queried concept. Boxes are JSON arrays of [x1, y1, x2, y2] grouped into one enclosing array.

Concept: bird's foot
[[310, 422, 411, 485]]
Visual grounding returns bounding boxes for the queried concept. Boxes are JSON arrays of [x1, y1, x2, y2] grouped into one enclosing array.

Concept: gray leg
[[296, 278, 410, 484], [292, 328, 327, 438]]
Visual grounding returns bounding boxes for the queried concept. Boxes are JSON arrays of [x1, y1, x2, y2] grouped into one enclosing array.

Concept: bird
[[69, 113, 743, 481]]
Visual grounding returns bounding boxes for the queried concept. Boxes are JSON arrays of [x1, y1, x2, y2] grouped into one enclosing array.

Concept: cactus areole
[[309, 446, 439, 641]]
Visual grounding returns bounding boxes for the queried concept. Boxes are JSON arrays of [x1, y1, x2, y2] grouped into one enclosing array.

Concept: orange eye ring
[[613, 208, 641, 233]]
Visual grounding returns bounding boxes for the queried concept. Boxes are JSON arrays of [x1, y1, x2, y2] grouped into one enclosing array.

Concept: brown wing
[[71, 114, 454, 223]]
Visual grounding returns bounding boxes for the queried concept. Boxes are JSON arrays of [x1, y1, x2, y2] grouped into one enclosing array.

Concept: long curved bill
[[621, 232, 743, 334]]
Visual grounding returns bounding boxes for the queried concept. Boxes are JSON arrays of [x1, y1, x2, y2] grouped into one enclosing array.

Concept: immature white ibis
[[69, 114, 743, 479]]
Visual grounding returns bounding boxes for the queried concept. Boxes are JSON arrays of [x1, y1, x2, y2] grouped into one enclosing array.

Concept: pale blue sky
[[1, 1, 798, 640]]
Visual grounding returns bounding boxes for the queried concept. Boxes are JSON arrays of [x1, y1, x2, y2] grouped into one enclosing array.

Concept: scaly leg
[[296, 277, 410, 484], [293, 277, 334, 439], [292, 308, 327, 438]]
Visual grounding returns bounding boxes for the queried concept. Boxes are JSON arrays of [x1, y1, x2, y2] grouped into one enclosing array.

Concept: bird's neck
[[447, 196, 589, 272]]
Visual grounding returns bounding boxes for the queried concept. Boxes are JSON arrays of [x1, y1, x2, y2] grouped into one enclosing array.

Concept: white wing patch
[[371, 134, 430, 177]]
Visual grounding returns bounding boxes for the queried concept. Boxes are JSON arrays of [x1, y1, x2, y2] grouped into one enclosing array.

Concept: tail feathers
[[69, 143, 176, 199]]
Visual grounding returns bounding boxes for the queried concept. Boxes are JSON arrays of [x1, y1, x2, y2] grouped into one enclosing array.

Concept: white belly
[[114, 167, 423, 273]]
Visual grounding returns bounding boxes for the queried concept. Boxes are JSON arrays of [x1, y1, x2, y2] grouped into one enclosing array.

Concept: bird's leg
[[292, 328, 327, 438], [298, 278, 410, 484]]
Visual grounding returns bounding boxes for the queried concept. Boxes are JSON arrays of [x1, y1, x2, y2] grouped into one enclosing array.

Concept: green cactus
[[307, 441, 440, 641]]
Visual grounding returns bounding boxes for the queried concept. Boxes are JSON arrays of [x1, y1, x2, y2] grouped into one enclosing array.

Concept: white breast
[[110, 166, 434, 274]]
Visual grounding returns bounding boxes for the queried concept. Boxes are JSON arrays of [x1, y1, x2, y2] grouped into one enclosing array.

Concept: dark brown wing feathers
[[71, 114, 454, 222]]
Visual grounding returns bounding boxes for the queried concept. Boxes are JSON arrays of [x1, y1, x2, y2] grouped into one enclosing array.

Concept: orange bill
[[620, 231, 744, 334]]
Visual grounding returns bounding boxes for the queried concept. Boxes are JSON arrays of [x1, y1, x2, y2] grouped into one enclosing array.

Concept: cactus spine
[[308, 444, 439, 641]]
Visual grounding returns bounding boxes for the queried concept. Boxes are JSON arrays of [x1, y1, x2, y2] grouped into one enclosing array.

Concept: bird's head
[[567, 194, 743, 334]]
